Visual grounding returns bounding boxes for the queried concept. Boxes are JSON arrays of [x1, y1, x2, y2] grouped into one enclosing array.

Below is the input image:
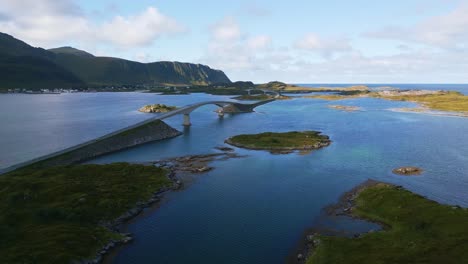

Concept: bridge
[[154, 98, 275, 126], [0, 99, 275, 174]]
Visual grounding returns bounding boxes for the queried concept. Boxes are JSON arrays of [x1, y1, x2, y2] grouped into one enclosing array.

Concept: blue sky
[[1, 0, 468, 83]]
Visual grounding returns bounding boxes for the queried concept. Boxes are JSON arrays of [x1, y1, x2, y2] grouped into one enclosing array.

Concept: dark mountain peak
[[0, 32, 50, 58], [48, 46, 94, 58]]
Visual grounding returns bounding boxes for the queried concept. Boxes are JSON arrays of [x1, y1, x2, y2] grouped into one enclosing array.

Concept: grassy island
[[225, 131, 331, 153], [373, 90, 468, 113], [306, 182, 468, 264], [139, 104, 177, 113], [0, 163, 171, 263]]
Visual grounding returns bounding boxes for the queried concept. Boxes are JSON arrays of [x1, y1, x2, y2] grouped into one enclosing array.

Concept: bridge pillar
[[183, 114, 191, 126]]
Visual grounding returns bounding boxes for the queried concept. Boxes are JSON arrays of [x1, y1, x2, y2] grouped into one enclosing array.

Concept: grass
[[304, 94, 355, 100], [372, 91, 468, 112], [233, 94, 274, 101], [226, 131, 330, 150], [0, 163, 171, 263], [307, 183, 468, 264]]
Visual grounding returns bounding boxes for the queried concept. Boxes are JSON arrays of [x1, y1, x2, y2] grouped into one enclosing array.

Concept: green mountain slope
[[0, 32, 231, 90], [0, 33, 84, 89], [51, 53, 230, 86], [48, 47, 94, 58]]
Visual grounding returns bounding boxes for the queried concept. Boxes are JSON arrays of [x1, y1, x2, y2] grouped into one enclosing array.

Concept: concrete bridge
[[0, 99, 275, 174], [154, 98, 275, 126]]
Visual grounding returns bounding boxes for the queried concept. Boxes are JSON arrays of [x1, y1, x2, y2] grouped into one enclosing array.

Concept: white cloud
[[294, 33, 352, 58], [201, 17, 278, 74], [247, 35, 271, 50], [99, 7, 185, 48], [0, 0, 186, 49], [210, 17, 242, 42], [366, 3, 468, 50]]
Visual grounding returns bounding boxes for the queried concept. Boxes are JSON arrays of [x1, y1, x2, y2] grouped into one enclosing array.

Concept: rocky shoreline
[[392, 166, 423, 176], [328, 105, 361, 112], [78, 151, 244, 264], [225, 137, 331, 154], [291, 180, 390, 264], [138, 104, 177, 113]]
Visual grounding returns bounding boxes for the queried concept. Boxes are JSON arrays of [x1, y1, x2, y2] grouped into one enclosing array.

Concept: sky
[[1, 0, 468, 83]]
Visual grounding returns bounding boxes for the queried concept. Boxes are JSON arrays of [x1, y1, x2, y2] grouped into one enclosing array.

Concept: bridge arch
[[151, 99, 275, 126]]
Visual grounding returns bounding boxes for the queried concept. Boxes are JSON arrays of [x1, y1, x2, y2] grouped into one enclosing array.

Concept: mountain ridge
[[0, 32, 231, 90]]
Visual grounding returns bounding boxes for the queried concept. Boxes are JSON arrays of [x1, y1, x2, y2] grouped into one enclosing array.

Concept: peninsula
[[302, 180, 468, 264]]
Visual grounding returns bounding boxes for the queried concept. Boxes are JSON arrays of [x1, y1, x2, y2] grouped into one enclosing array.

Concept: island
[[303, 87, 468, 116], [392, 166, 423, 175], [301, 180, 468, 263], [328, 105, 361, 112], [225, 131, 331, 154], [139, 104, 177, 113]]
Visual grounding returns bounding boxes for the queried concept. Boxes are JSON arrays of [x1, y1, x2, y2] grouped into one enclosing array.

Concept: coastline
[[288, 180, 387, 264], [225, 133, 332, 154], [94, 151, 245, 264], [293, 179, 468, 264]]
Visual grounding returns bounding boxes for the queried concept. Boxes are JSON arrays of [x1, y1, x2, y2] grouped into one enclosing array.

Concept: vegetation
[[256, 82, 370, 93], [307, 183, 468, 264], [0, 163, 171, 263], [0, 32, 230, 90], [226, 131, 331, 151], [232, 94, 274, 100], [139, 104, 177, 113], [373, 91, 468, 112]]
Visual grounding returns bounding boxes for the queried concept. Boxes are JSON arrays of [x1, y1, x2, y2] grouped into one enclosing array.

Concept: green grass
[[307, 183, 468, 264], [0, 163, 171, 263], [373, 91, 468, 112], [227, 131, 329, 149], [233, 94, 274, 100]]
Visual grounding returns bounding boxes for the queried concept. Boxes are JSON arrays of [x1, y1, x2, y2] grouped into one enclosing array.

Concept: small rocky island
[[392, 166, 423, 176], [225, 131, 331, 154], [328, 105, 361, 111], [139, 104, 177, 113]]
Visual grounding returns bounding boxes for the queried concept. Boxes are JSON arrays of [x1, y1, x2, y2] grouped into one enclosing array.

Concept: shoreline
[[288, 180, 390, 264], [225, 135, 332, 155], [388, 107, 468, 118], [93, 151, 245, 264]]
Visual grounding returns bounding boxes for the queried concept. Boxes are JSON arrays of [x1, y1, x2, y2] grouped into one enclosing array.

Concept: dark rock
[[215, 146, 235, 152], [392, 166, 423, 176]]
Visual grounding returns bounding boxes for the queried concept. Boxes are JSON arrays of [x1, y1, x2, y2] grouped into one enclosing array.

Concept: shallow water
[[1, 92, 467, 263]]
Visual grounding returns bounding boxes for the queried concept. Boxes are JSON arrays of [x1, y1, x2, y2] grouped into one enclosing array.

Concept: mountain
[[48, 47, 94, 58], [51, 53, 230, 86], [0, 32, 231, 90], [0, 33, 84, 89]]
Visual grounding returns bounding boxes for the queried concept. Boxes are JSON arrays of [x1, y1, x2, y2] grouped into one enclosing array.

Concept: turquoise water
[[1, 92, 468, 263]]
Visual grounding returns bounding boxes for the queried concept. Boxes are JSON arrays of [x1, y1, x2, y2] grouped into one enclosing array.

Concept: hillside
[[0, 32, 231, 90], [48, 47, 94, 58], [0, 33, 84, 89]]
